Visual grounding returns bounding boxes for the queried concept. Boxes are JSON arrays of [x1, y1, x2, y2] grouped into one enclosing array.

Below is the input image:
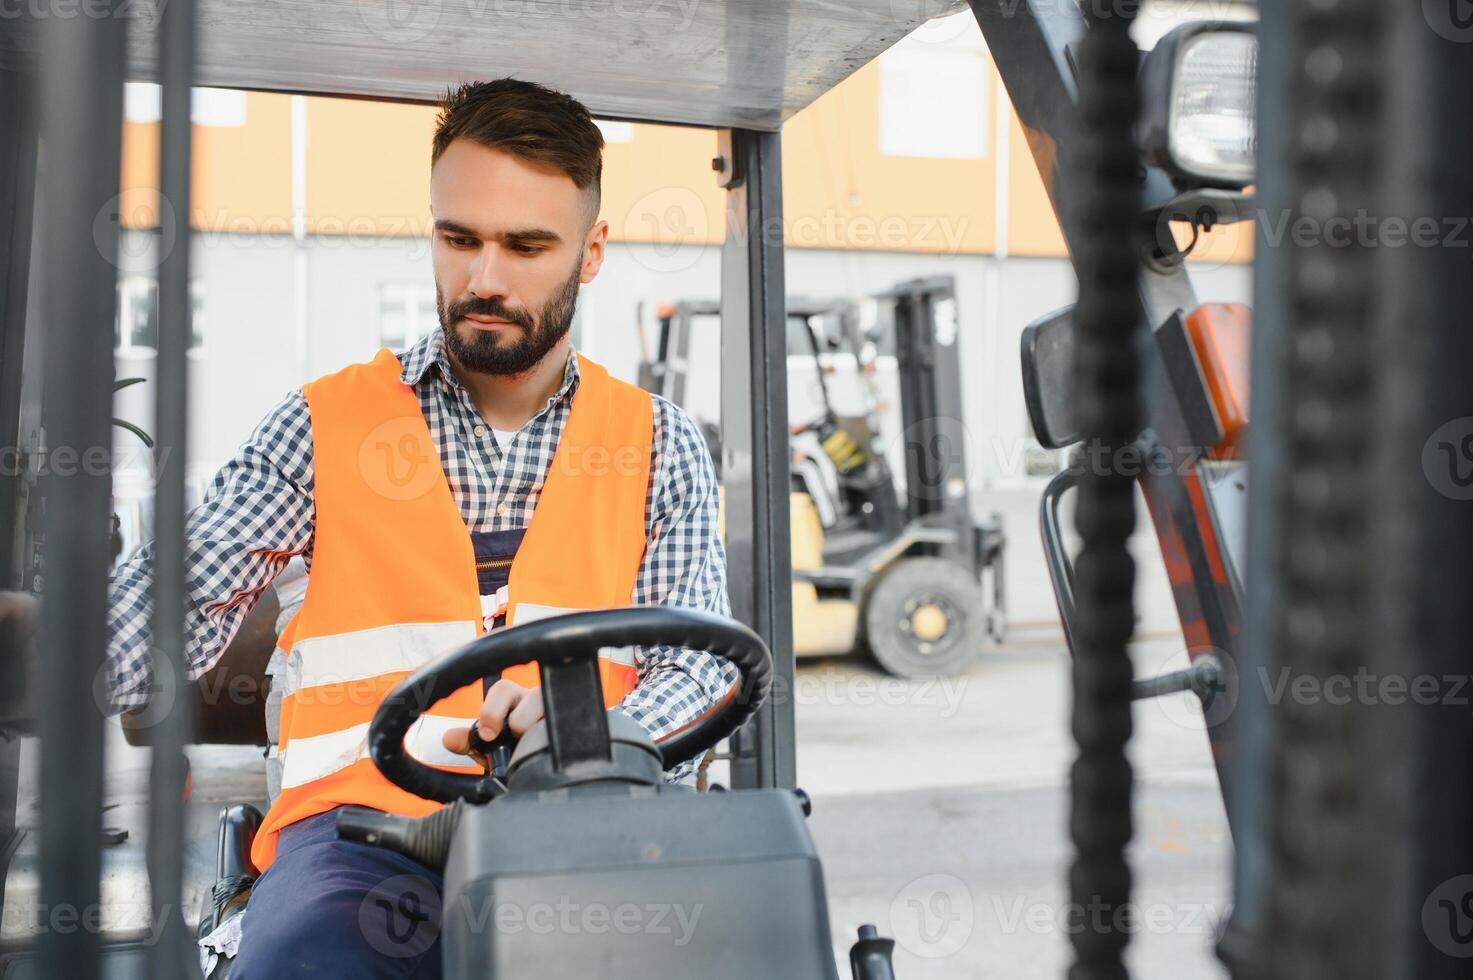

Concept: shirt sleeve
[[103, 388, 316, 714], [619, 397, 743, 782]]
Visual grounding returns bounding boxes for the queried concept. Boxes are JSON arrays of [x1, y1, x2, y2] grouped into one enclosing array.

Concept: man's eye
[[509, 242, 544, 256], [446, 235, 477, 248]]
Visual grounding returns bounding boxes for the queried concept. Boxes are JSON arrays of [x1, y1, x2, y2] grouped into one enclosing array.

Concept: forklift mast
[[877, 277, 975, 566]]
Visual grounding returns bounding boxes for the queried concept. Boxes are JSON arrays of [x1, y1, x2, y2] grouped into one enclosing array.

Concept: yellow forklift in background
[[642, 278, 1006, 678]]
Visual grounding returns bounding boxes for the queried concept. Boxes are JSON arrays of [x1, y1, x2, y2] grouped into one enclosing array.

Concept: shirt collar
[[397, 330, 581, 409]]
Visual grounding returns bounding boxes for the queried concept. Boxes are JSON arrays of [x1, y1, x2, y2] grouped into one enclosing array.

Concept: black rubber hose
[[1066, 4, 1144, 979]]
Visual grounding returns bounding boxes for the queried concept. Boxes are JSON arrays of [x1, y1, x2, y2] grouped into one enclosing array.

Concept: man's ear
[[580, 219, 609, 284]]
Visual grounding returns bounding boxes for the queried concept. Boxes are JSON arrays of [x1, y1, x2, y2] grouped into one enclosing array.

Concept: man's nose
[[467, 247, 511, 299]]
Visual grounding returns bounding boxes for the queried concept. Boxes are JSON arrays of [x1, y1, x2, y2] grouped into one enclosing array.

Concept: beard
[[437, 256, 581, 376]]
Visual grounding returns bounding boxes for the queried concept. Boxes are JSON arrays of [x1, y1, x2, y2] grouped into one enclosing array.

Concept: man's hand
[[441, 679, 545, 757]]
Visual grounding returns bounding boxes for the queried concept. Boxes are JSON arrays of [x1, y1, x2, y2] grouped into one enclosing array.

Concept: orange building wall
[[780, 58, 996, 255], [116, 68, 1248, 266], [120, 92, 294, 235]]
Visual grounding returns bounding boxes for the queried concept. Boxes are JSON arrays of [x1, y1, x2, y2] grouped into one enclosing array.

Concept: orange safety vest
[[250, 347, 653, 869]]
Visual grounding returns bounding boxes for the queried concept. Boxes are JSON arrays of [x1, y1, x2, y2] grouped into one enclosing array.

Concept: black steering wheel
[[366, 607, 772, 805]]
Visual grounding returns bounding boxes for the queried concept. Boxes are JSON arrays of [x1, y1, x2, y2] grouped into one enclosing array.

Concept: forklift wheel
[[863, 556, 988, 678]]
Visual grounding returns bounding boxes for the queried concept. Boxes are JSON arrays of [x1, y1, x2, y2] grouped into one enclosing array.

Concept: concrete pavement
[[792, 639, 1233, 978]]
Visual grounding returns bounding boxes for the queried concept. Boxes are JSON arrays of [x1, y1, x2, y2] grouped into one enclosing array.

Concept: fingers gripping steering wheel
[[366, 607, 773, 804]]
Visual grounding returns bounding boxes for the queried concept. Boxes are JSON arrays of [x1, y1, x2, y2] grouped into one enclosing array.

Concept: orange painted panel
[[781, 58, 995, 255], [307, 97, 437, 237], [119, 92, 294, 234]]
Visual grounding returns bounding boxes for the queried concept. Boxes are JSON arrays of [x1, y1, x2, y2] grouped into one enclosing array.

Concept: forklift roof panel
[[58, 0, 955, 130]]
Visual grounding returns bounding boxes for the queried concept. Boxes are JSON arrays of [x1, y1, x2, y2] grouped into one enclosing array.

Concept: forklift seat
[[120, 585, 280, 748], [119, 555, 308, 752]]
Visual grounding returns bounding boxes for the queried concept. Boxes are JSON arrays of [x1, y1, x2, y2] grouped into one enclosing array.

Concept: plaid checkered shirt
[[105, 331, 737, 779]]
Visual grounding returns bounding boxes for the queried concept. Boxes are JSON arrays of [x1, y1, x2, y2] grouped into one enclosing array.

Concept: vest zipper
[[476, 557, 513, 571]]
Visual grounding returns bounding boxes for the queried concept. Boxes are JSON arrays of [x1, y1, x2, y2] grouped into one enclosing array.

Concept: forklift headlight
[[1139, 22, 1257, 190]]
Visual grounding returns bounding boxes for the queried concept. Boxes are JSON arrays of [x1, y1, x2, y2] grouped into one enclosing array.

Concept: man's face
[[430, 139, 607, 376]]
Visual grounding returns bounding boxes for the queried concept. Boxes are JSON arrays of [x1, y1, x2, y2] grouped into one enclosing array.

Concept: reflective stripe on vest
[[250, 348, 653, 870]]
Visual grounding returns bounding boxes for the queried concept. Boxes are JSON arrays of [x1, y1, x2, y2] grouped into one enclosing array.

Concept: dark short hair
[[432, 78, 604, 221]]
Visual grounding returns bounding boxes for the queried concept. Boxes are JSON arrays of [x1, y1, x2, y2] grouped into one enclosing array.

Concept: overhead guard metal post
[[0, 70, 38, 601], [718, 128, 796, 791], [1229, 2, 1473, 978], [147, 0, 196, 975], [1251, 0, 1384, 976], [1218, 0, 1291, 968], [0, 63, 40, 945], [35, 4, 127, 978]]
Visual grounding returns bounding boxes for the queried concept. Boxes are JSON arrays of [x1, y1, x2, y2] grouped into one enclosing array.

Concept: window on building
[[375, 282, 439, 349], [878, 45, 990, 160], [114, 276, 205, 353], [594, 119, 634, 143], [124, 83, 248, 127]]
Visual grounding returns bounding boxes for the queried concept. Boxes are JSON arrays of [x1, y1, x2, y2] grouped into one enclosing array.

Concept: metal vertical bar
[[0, 63, 40, 939], [148, 0, 195, 974], [1217, 0, 1291, 970], [35, 3, 126, 978], [668, 304, 692, 410], [1256, 0, 1384, 976], [1354, 4, 1421, 974], [1230, 4, 1473, 977], [1374, 3, 1473, 978], [0, 69, 39, 593], [889, 278, 971, 554], [718, 128, 795, 791]]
